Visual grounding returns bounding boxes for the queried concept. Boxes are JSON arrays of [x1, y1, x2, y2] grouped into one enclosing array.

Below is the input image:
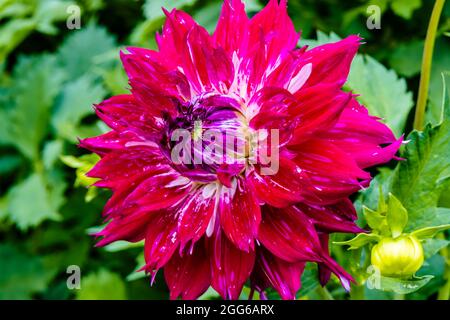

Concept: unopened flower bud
[[371, 235, 424, 278]]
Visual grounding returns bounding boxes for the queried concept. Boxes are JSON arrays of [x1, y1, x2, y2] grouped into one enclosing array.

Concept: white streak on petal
[[287, 63, 312, 94]]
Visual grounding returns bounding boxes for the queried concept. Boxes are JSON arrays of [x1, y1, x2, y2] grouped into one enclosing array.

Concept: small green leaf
[[390, 0, 422, 19], [77, 269, 127, 300], [386, 193, 408, 238], [334, 233, 381, 250], [57, 23, 116, 79], [144, 0, 197, 22], [126, 253, 146, 281], [411, 224, 450, 239], [43, 140, 63, 170], [370, 275, 433, 294], [363, 206, 387, 232], [52, 74, 106, 142], [4, 54, 65, 160], [7, 173, 62, 230], [0, 244, 57, 299], [421, 238, 450, 259]]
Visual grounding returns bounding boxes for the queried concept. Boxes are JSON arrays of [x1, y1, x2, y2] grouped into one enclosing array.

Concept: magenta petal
[[291, 138, 371, 205], [248, 0, 299, 63], [300, 35, 361, 88], [164, 242, 211, 300], [157, 9, 198, 70], [220, 178, 261, 252], [214, 0, 249, 54], [251, 247, 304, 300], [289, 84, 352, 144], [317, 233, 332, 287], [258, 206, 323, 262], [177, 187, 215, 250], [248, 158, 310, 208], [144, 211, 180, 271], [297, 199, 364, 234], [321, 99, 402, 168], [95, 209, 155, 247], [209, 230, 255, 300], [181, 26, 234, 93]]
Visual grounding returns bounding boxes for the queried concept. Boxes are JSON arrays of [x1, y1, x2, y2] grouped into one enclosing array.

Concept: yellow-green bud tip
[[371, 235, 424, 278]]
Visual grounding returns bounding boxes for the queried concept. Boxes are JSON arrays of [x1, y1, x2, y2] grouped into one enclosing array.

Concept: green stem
[[350, 283, 365, 300], [437, 234, 450, 300], [315, 286, 334, 300], [414, 0, 446, 131]]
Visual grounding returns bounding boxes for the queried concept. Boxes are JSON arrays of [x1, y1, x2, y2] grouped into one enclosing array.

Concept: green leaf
[[144, 0, 197, 21], [61, 153, 100, 188], [33, 0, 75, 35], [104, 240, 144, 253], [4, 54, 64, 160], [334, 233, 381, 250], [193, 1, 222, 33], [363, 206, 388, 234], [43, 140, 64, 170], [388, 40, 423, 78], [421, 238, 450, 259], [6, 173, 62, 230], [0, 244, 56, 299], [297, 263, 320, 298], [411, 224, 450, 239], [372, 275, 433, 294], [126, 253, 146, 281], [0, 154, 22, 176], [57, 23, 116, 79], [0, 19, 35, 63], [346, 55, 414, 136], [390, 0, 422, 19], [52, 74, 106, 142], [391, 75, 450, 231], [386, 193, 408, 238], [77, 269, 127, 300]]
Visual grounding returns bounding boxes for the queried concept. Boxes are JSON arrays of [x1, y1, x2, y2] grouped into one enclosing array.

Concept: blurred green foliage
[[0, 0, 449, 300]]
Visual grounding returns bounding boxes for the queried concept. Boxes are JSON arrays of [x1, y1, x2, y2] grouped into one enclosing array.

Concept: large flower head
[[81, 0, 402, 300]]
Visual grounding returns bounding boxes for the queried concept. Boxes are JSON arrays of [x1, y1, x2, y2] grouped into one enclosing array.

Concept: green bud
[[371, 235, 424, 278]]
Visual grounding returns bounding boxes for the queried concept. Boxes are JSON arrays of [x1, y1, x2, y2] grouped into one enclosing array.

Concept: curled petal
[[164, 242, 211, 300], [157, 9, 198, 69], [177, 187, 216, 250], [251, 247, 304, 300], [220, 178, 261, 252], [300, 35, 361, 88], [209, 230, 255, 300], [144, 211, 180, 272]]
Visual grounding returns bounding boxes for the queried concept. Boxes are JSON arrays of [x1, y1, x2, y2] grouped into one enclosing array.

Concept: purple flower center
[[161, 93, 249, 185]]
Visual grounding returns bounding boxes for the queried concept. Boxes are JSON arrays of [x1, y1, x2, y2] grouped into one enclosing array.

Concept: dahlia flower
[[81, 0, 402, 300]]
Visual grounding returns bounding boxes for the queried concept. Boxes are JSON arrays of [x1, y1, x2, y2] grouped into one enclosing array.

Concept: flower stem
[[315, 286, 334, 300], [414, 0, 446, 131]]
